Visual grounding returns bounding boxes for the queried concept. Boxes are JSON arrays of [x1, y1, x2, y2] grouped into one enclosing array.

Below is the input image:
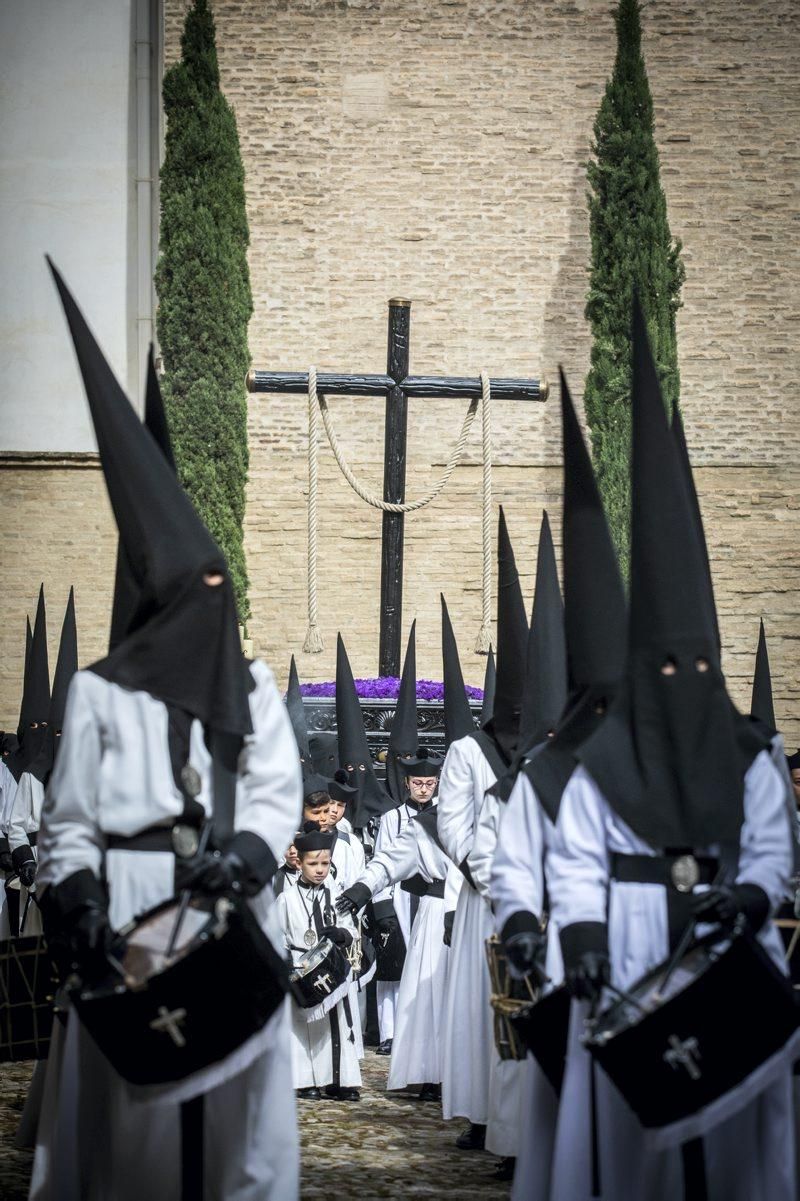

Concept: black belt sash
[[400, 875, 446, 899], [107, 826, 180, 854], [610, 852, 719, 953]]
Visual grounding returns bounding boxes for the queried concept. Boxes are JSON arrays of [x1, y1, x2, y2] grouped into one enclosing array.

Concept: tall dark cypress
[[584, 0, 685, 580], [156, 0, 252, 617]]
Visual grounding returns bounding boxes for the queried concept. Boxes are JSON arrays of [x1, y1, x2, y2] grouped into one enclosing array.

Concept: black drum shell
[[289, 940, 350, 1008], [73, 898, 289, 1086], [586, 930, 799, 1130], [510, 985, 571, 1093]]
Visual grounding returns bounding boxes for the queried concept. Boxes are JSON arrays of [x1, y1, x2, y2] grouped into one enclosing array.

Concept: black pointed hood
[[579, 299, 766, 848], [480, 647, 496, 726], [286, 656, 311, 769], [518, 512, 568, 753], [18, 586, 51, 781], [525, 370, 627, 822], [5, 620, 31, 780], [441, 595, 474, 750], [49, 588, 78, 731], [309, 732, 339, 777], [109, 349, 177, 652], [386, 622, 418, 802], [671, 403, 720, 655], [50, 261, 252, 737], [483, 508, 527, 759], [750, 619, 776, 733], [335, 635, 390, 828]]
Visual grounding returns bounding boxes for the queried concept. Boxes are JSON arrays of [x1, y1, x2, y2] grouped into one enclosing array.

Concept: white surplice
[[0, 760, 20, 939], [30, 659, 303, 1201], [358, 808, 451, 1088], [7, 770, 45, 936], [276, 876, 362, 1090], [437, 733, 498, 1125], [372, 802, 416, 1040], [546, 752, 797, 1201]]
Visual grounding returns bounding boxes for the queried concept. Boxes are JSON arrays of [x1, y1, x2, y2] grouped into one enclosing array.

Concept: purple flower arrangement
[[299, 676, 483, 702]]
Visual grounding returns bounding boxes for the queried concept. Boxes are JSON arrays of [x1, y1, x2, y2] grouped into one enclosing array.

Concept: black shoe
[[296, 1086, 322, 1100], [418, 1083, 441, 1102], [455, 1123, 486, 1151], [375, 1038, 393, 1056], [493, 1157, 516, 1181], [324, 1085, 360, 1101]]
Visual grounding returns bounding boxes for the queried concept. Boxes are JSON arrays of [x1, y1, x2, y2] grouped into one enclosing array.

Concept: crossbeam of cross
[[248, 299, 548, 675]]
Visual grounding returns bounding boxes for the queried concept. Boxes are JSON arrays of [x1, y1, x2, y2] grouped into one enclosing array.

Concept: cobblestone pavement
[[1, 1053, 512, 1200]]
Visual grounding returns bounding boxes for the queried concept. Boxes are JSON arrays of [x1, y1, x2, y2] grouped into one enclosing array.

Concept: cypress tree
[[584, 0, 685, 580], [156, 0, 252, 617]]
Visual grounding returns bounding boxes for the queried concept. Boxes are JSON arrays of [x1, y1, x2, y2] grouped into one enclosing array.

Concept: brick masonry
[[1, 0, 798, 744]]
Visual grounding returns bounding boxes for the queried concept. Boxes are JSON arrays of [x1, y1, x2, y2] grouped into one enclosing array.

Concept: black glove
[[560, 922, 610, 1003], [320, 924, 353, 948], [0, 853, 12, 874], [504, 931, 548, 985], [177, 850, 248, 897], [691, 883, 770, 934], [69, 905, 125, 984], [335, 881, 372, 917], [443, 910, 455, 948], [19, 860, 37, 889]]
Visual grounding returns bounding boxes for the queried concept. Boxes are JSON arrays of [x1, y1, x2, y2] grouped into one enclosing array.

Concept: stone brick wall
[[1, 0, 798, 745]]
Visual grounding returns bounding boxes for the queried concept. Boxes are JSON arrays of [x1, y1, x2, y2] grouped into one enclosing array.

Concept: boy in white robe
[[338, 750, 448, 1099], [278, 822, 362, 1100]]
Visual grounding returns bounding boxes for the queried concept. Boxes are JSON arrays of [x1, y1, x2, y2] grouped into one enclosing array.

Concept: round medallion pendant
[[304, 928, 317, 948]]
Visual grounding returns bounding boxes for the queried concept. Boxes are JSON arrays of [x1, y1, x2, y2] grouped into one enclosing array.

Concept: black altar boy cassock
[[524, 369, 627, 824], [286, 655, 312, 772], [578, 300, 768, 853], [386, 622, 418, 803], [440, 594, 475, 750], [335, 634, 391, 830]]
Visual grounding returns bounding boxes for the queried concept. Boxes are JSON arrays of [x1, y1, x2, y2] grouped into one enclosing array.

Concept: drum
[[73, 894, 289, 1087], [485, 935, 542, 1061], [585, 925, 800, 1146], [289, 937, 352, 1021], [0, 935, 58, 1063], [510, 985, 571, 1092]]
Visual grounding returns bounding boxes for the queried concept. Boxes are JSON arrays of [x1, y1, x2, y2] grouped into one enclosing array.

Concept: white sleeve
[[444, 858, 464, 912], [467, 792, 500, 903], [737, 749, 794, 911], [8, 773, 36, 853], [37, 672, 106, 889], [546, 770, 610, 931], [0, 766, 18, 834], [437, 739, 475, 866], [371, 807, 399, 905], [236, 662, 304, 870], [491, 772, 545, 936], [360, 820, 419, 895]]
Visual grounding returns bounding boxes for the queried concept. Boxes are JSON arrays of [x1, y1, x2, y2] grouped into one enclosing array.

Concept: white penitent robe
[[330, 827, 366, 889], [546, 753, 797, 1201], [470, 787, 527, 1157], [8, 770, 45, 936], [358, 808, 451, 1088], [491, 769, 565, 1201], [276, 878, 362, 1091], [0, 760, 19, 939], [437, 734, 498, 1126], [31, 660, 303, 1201], [372, 802, 416, 1040]]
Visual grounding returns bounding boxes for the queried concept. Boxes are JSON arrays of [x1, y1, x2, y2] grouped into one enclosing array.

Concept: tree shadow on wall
[[539, 149, 592, 464]]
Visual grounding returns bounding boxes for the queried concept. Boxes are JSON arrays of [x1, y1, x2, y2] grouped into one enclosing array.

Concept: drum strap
[[209, 730, 243, 844], [180, 1095, 204, 1201]]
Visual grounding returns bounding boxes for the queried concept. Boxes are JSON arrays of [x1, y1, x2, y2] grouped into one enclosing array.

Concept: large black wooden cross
[[247, 298, 548, 676]]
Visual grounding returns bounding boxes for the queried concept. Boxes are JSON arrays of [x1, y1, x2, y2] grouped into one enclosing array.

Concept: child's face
[[284, 844, 299, 869], [327, 798, 346, 826], [304, 802, 334, 831], [300, 850, 331, 885]]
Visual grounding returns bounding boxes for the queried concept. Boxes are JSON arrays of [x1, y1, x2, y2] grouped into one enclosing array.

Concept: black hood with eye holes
[[334, 634, 391, 829], [50, 261, 252, 737], [578, 299, 767, 849]]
